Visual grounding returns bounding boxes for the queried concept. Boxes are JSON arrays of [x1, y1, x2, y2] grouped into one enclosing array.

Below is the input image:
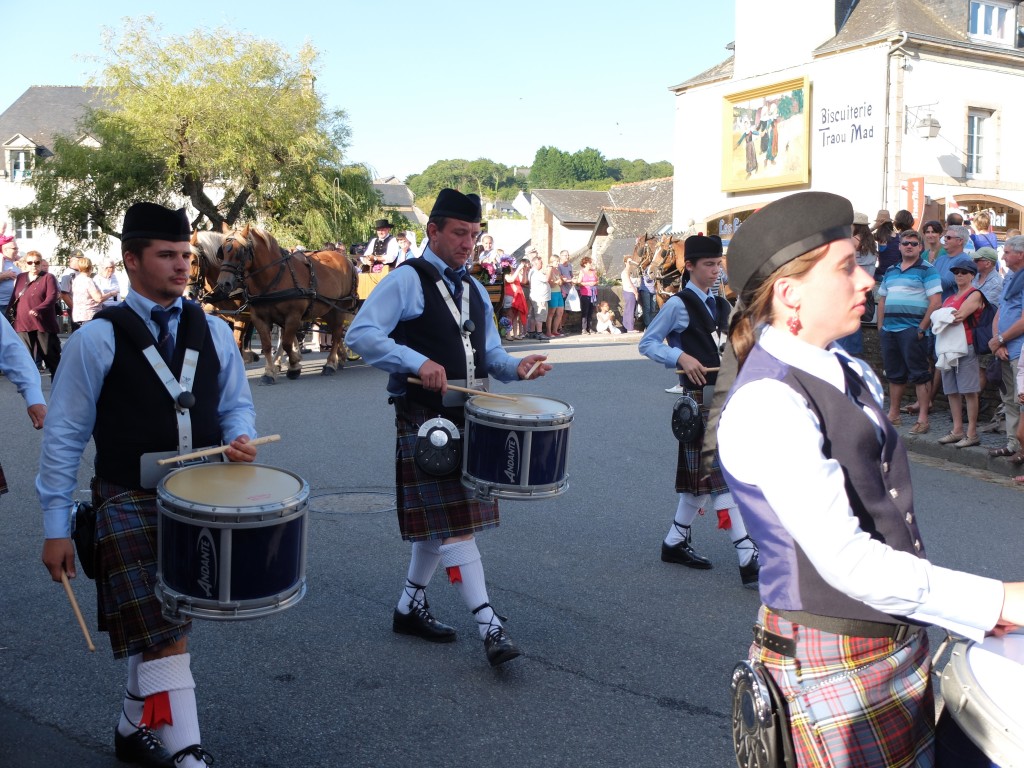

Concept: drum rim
[[465, 395, 574, 422], [940, 639, 1024, 763], [155, 578, 307, 621], [158, 463, 310, 517]]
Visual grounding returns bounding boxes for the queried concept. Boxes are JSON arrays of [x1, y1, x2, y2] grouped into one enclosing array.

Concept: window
[[967, 110, 990, 176], [9, 149, 32, 181], [80, 218, 100, 238], [969, 1, 1016, 45], [13, 219, 33, 239]]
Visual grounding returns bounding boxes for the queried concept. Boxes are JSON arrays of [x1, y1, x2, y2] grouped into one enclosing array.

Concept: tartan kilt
[[93, 478, 191, 659], [749, 606, 935, 768], [675, 392, 730, 495], [395, 406, 499, 541]]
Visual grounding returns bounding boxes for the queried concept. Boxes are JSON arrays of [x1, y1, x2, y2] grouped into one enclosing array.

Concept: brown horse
[[211, 226, 358, 384], [649, 235, 686, 308], [190, 230, 259, 363]]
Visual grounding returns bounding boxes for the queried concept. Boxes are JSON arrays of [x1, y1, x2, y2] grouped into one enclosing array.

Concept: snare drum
[[940, 633, 1024, 767], [462, 394, 573, 499], [155, 463, 309, 621]]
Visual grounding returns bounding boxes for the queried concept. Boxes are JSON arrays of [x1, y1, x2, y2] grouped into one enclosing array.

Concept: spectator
[[477, 235, 497, 265], [527, 253, 551, 341], [595, 301, 621, 334], [973, 247, 1005, 396], [937, 225, 970, 300], [394, 232, 414, 267], [58, 251, 83, 331], [10, 251, 61, 378], [987, 235, 1024, 459], [620, 254, 640, 333], [947, 211, 976, 253], [852, 212, 878, 275], [877, 228, 941, 433], [933, 256, 985, 448], [502, 260, 528, 340], [970, 211, 998, 251], [872, 210, 898, 279], [546, 254, 565, 337], [0, 231, 21, 319], [921, 220, 952, 297], [577, 256, 599, 334], [96, 260, 123, 308], [362, 219, 399, 268], [71, 257, 118, 325]]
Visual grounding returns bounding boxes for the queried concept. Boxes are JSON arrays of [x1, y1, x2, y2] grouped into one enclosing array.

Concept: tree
[[13, 17, 375, 251], [571, 147, 608, 182], [528, 146, 575, 188]]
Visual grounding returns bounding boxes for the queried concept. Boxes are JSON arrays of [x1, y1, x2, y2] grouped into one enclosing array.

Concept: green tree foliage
[[407, 157, 525, 206], [528, 146, 575, 188], [13, 17, 377, 251], [527, 147, 671, 189]]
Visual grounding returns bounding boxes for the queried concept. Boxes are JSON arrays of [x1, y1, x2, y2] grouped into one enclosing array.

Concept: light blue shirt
[[0, 314, 44, 407], [998, 268, 1024, 362], [346, 247, 520, 393], [36, 292, 257, 538], [638, 283, 715, 368]]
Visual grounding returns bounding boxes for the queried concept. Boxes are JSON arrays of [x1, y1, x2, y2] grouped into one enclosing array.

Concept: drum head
[[467, 394, 574, 423], [162, 463, 305, 508]]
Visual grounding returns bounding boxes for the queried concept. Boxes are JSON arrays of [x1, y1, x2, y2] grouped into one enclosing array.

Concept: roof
[[0, 86, 107, 154], [670, 55, 735, 92], [815, 0, 963, 54], [372, 181, 414, 208], [530, 189, 610, 225]]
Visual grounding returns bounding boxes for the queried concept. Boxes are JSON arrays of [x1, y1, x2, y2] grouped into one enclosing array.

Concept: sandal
[[954, 436, 981, 448], [989, 446, 1017, 457], [937, 432, 965, 445], [901, 403, 920, 414], [1010, 451, 1024, 465], [909, 422, 930, 435], [887, 415, 903, 426]]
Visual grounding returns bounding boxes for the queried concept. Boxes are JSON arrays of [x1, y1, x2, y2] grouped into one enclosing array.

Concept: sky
[[0, 1, 736, 182]]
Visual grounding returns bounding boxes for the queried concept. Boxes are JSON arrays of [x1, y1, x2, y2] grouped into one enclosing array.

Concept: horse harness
[[221, 234, 358, 319]]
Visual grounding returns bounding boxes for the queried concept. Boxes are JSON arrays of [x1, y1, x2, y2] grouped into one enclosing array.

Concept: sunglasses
[[25, 260, 41, 265], [951, 269, 974, 275], [900, 241, 921, 247]]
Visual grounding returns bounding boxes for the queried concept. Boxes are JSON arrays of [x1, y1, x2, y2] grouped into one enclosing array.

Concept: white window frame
[[968, 0, 1016, 46], [8, 148, 33, 181], [13, 219, 33, 239], [80, 218, 100, 239], [967, 109, 991, 177]]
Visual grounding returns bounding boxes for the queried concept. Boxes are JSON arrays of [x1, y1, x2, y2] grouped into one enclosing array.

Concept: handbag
[[565, 286, 581, 312]]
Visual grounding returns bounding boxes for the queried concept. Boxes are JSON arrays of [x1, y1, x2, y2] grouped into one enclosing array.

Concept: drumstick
[[525, 360, 543, 379], [406, 377, 518, 402], [675, 367, 720, 374], [158, 434, 281, 465], [61, 570, 95, 652]]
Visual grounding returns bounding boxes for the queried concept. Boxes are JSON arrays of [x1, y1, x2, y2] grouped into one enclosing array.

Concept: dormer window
[[969, 1, 1016, 46], [7, 148, 32, 181]]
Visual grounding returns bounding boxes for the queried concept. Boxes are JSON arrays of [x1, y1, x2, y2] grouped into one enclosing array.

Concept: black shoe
[[172, 745, 215, 765], [393, 606, 457, 643], [660, 539, 713, 569], [484, 626, 522, 667], [740, 554, 760, 590], [114, 726, 175, 768]]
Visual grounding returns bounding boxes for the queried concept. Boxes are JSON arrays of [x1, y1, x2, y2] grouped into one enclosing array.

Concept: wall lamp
[[905, 103, 941, 139]]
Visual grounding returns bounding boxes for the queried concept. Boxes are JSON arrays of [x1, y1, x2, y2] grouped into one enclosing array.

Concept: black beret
[[374, 218, 392, 229], [430, 188, 482, 223], [684, 234, 723, 261], [727, 192, 852, 303], [122, 202, 191, 242]]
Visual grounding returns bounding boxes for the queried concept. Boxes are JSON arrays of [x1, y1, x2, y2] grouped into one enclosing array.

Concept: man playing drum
[[38, 202, 258, 768], [347, 188, 551, 667], [638, 234, 760, 587]]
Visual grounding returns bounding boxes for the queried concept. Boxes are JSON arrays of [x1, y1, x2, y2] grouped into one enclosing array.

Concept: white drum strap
[[141, 346, 200, 454], [435, 277, 476, 387]]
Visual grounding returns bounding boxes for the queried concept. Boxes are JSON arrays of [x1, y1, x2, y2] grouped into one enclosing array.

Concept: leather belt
[[772, 609, 923, 642], [752, 624, 796, 658]]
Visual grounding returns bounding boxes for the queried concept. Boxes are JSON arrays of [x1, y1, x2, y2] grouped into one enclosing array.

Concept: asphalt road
[[1, 335, 1022, 767]]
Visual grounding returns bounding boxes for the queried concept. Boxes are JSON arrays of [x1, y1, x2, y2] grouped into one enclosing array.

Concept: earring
[[787, 311, 802, 335]]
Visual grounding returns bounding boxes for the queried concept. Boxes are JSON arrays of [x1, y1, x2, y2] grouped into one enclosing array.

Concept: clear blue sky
[[1, 1, 735, 181]]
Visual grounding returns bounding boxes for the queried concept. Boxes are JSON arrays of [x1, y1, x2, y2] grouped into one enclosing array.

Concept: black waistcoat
[[667, 289, 728, 381], [388, 259, 488, 413], [372, 235, 392, 257], [93, 302, 222, 489]]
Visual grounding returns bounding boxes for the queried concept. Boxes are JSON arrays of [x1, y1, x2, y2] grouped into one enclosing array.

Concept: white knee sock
[[397, 539, 442, 613], [117, 654, 144, 736], [440, 539, 499, 639], [137, 654, 202, 766], [712, 494, 757, 567], [664, 493, 705, 545]]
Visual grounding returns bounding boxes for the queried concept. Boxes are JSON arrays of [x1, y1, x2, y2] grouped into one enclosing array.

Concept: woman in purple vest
[[712, 191, 1024, 768]]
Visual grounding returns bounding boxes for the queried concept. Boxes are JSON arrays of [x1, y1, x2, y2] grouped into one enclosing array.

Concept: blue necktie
[[706, 295, 717, 320], [150, 306, 179, 364], [444, 268, 464, 305]]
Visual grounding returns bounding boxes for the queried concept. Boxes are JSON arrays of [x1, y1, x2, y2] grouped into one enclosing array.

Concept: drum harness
[[402, 272, 488, 477]]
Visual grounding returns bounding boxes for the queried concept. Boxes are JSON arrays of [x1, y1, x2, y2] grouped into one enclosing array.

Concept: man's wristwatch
[[998, 333, 1006, 345]]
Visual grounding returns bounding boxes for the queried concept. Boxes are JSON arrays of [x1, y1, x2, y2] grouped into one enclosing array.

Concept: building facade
[[671, 0, 1024, 244]]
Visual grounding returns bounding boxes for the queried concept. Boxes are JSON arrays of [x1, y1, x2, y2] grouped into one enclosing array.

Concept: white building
[[670, 0, 1024, 244]]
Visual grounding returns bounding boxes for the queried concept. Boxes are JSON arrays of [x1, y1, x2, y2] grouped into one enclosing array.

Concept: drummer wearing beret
[[711, 191, 1024, 766], [638, 234, 760, 587], [38, 202, 257, 767], [347, 188, 550, 667]]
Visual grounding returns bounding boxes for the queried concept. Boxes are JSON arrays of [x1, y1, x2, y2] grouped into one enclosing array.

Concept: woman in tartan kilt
[[713, 192, 1024, 768]]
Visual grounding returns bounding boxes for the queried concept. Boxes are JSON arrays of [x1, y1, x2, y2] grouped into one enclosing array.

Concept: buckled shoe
[[114, 725, 175, 768], [740, 553, 761, 590], [393, 605, 457, 643], [484, 626, 522, 667], [660, 539, 713, 569]]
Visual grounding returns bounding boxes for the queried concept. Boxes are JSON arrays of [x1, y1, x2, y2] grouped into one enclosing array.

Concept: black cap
[[122, 203, 191, 242], [430, 188, 482, 223], [728, 192, 853, 304], [373, 218, 392, 230], [683, 235, 723, 261]]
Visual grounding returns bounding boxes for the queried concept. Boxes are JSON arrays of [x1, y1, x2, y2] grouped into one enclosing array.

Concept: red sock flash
[[717, 509, 732, 530], [446, 565, 463, 584], [140, 691, 173, 729]]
